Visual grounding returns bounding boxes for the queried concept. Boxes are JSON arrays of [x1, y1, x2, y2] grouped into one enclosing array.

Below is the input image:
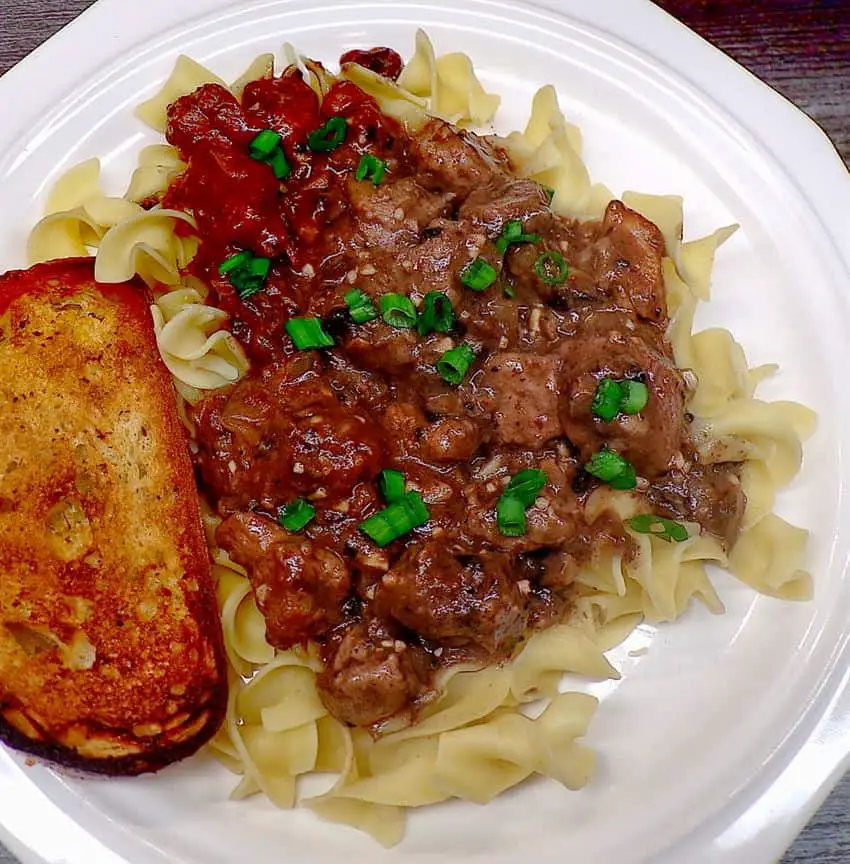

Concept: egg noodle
[[26, 30, 814, 846]]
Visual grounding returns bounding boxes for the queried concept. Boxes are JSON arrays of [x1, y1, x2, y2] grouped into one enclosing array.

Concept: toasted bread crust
[[0, 259, 227, 774]]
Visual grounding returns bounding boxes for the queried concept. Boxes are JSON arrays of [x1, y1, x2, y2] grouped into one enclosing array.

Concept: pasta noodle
[[125, 144, 185, 204], [341, 63, 429, 129], [150, 284, 249, 391], [396, 29, 500, 128], [231, 53, 275, 98], [29, 154, 248, 392], [136, 55, 227, 133], [95, 207, 197, 286], [28, 159, 144, 264], [22, 32, 816, 846]]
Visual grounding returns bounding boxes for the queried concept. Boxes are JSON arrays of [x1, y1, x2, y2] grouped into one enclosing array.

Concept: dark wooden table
[[1, 1, 848, 861]]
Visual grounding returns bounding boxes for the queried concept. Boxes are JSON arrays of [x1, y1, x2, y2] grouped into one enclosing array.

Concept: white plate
[[1, 1, 849, 862]]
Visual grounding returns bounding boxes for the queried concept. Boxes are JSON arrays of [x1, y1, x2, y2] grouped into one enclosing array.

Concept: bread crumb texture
[[0, 260, 225, 770]]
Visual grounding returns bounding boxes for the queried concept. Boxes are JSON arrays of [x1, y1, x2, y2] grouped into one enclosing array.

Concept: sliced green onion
[[609, 464, 637, 490], [268, 148, 291, 180], [249, 129, 282, 160], [495, 219, 541, 255], [378, 468, 406, 503], [501, 281, 516, 299], [495, 220, 522, 253], [221, 251, 272, 299], [245, 256, 271, 281], [248, 130, 291, 180], [592, 377, 650, 422], [584, 447, 637, 490], [496, 495, 527, 537], [504, 469, 548, 507], [542, 185, 555, 205], [495, 469, 548, 537], [359, 491, 431, 547], [278, 498, 316, 532], [436, 343, 475, 386], [417, 291, 455, 335], [344, 288, 378, 324], [285, 317, 335, 350], [219, 250, 253, 275], [627, 514, 689, 543], [592, 378, 625, 423], [460, 257, 497, 292], [308, 116, 348, 152], [234, 257, 272, 298], [380, 293, 417, 328], [355, 154, 388, 185], [620, 380, 649, 415], [534, 251, 569, 286]]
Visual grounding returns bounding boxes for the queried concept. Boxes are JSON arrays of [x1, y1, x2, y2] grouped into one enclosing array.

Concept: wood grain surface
[[0, 1, 848, 862]]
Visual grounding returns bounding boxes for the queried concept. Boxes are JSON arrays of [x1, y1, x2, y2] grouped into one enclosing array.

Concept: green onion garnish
[[584, 447, 637, 490], [620, 380, 649, 415], [220, 250, 272, 299], [359, 491, 431, 547], [248, 129, 291, 180], [268, 148, 291, 180], [436, 343, 475, 386], [417, 291, 455, 335], [278, 498, 316, 533], [249, 129, 282, 160], [534, 251, 569, 286], [285, 317, 335, 350], [460, 258, 497, 292], [495, 469, 549, 537], [219, 250, 253, 275], [380, 293, 417, 328], [592, 378, 625, 423], [496, 495, 527, 537], [542, 185, 555, 205], [344, 288, 378, 324], [501, 281, 516, 299], [592, 377, 650, 422], [308, 116, 348, 152], [503, 469, 548, 507], [355, 154, 388, 185], [495, 219, 541, 255], [627, 514, 689, 543], [378, 468, 406, 503]]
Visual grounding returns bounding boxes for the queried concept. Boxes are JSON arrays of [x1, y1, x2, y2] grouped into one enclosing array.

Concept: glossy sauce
[[163, 55, 745, 729]]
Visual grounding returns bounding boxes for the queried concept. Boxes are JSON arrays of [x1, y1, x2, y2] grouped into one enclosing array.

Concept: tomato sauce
[[164, 67, 410, 364]]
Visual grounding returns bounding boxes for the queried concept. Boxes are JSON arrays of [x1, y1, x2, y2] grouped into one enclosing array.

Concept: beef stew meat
[[168, 59, 745, 730]]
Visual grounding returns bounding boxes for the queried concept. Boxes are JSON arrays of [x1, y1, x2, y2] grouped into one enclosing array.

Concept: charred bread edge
[[0, 691, 227, 776]]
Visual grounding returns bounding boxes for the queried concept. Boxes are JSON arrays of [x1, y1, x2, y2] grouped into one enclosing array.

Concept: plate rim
[[1, 1, 849, 863]]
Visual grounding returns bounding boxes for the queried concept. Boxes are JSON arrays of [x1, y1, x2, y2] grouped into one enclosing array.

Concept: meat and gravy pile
[[161, 50, 744, 730]]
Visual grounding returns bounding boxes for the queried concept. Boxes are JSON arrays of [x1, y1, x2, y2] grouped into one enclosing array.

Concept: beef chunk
[[463, 471, 586, 553], [217, 512, 351, 648], [458, 178, 549, 235], [374, 543, 527, 655], [559, 328, 686, 479], [342, 322, 419, 376], [317, 619, 431, 727], [419, 416, 483, 463], [192, 356, 385, 512], [410, 118, 512, 196], [349, 176, 455, 249], [646, 464, 746, 549], [592, 201, 667, 322], [475, 352, 563, 449]]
